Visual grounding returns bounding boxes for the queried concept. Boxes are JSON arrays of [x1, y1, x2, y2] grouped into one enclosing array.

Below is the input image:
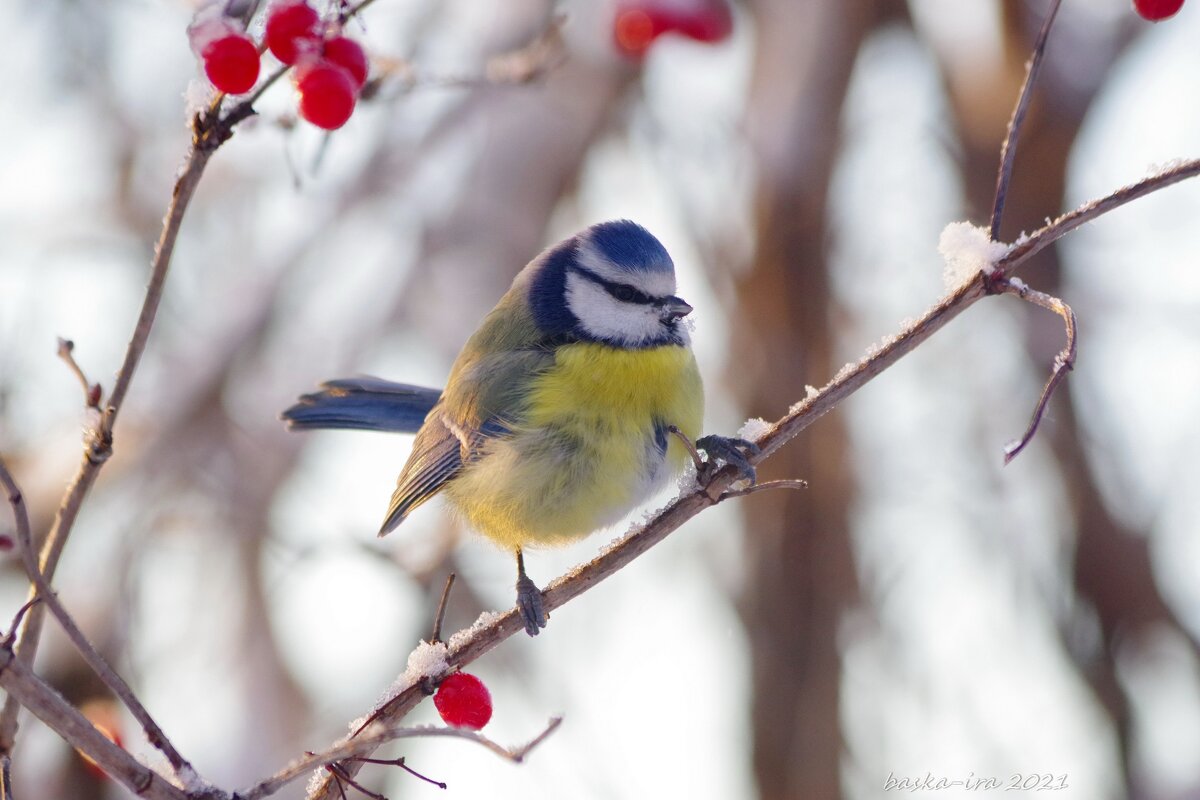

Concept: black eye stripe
[[573, 265, 656, 304]]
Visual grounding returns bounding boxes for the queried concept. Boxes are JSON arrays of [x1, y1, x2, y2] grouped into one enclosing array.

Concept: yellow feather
[[443, 342, 703, 550]]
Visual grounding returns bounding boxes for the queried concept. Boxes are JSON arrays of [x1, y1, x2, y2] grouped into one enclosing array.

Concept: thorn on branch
[[995, 278, 1077, 464]]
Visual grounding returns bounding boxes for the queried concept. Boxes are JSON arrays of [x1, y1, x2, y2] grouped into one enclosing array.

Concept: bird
[[282, 220, 757, 636]]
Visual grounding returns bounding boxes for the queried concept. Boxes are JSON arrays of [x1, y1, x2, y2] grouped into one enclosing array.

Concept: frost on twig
[[938, 222, 1009, 291], [351, 640, 450, 735]]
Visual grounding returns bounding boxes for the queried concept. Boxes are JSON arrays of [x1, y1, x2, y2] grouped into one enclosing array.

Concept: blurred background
[[2, 0, 1200, 797]]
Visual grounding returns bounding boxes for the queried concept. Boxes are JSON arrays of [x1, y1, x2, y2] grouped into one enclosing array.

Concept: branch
[[0, 646, 190, 800], [302, 156, 1200, 799], [240, 718, 562, 800], [767, 157, 1200, 465], [990, 0, 1063, 239], [993, 278, 1077, 463]]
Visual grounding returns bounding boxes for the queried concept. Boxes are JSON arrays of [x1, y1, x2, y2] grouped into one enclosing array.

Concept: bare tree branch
[[993, 278, 1077, 463], [763, 157, 1200, 465], [990, 0, 1064, 239]]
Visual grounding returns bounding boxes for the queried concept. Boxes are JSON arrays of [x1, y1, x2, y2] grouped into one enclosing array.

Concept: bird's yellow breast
[[525, 342, 702, 433], [443, 342, 703, 550]]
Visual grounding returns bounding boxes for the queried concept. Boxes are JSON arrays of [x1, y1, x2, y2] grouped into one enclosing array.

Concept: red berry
[[294, 60, 357, 130], [672, 4, 732, 42], [202, 33, 260, 94], [614, 8, 660, 56], [323, 36, 369, 89], [433, 673, 492, 730], [266, 0, 321, 65], [613, 1, 733, 57], [0, 535, 13, 552], [1134, 0, 1185, 19]]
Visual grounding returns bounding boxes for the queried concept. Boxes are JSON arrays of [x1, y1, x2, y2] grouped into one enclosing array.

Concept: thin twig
[[240, 717, 561, 800], [348, 756, 446, 790], [1004, 160, 1200, 273], [0, 600, 39, 649], [994, 278, 1077, 463], [430, 573, 456, 643], [325, 762, 390, 799], [720, 479, 808, 500], [55, 338, 101, 410], [990, 0, 1063, 239]]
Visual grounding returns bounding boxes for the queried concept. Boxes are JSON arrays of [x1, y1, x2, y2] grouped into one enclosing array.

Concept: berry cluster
[[188, 0, 369, 131], [433, 672, 493, 730], [1134, 0, 1186, 20]]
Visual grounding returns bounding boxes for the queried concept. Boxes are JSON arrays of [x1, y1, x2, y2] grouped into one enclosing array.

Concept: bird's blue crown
[[586, 220, 675, 275]]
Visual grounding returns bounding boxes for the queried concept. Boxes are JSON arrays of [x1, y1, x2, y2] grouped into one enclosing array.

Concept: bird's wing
[[378, 410, 473, 534], [378, 345, 556, 535], [280, 377, 442, 433]]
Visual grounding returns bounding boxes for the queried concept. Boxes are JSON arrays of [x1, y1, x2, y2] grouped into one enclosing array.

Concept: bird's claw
[[695, 434, 760, 485], [516, 574, 548, 637]]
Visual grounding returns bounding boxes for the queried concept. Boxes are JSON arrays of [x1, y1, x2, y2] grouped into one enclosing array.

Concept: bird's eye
[[611, 284, 637, 302]]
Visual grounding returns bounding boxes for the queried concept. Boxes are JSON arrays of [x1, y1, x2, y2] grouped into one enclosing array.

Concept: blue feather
[[280, 378, 441, 433], [586, 219, 673, 274], [528, 238, 580, 337]]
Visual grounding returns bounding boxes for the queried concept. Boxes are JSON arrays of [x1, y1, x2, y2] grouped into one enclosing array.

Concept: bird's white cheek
[[564, 272, 662, 345]]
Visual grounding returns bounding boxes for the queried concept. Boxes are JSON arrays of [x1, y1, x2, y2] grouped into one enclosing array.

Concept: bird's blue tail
[[280, 377, 441, 434]]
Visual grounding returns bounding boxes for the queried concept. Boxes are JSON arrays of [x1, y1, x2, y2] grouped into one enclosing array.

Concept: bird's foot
[[516, 573, 548, 637], [696, 434, 760, 485]]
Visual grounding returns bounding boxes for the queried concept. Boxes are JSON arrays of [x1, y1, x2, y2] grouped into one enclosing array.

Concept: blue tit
[[283, 220, 756, 636]]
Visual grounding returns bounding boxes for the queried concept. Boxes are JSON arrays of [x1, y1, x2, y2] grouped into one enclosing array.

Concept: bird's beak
[[661, 296, 693, 322]]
